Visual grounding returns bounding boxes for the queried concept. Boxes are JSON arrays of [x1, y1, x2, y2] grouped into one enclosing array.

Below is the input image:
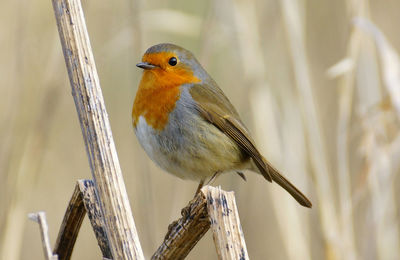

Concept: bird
[[132, 43, 312, 208]]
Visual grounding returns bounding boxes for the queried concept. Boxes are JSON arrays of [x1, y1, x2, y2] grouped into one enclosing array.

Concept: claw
[[236, 171, 246, 181]]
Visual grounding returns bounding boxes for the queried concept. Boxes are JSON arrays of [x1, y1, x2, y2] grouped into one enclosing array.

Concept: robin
[[132, 43, 312, 208]]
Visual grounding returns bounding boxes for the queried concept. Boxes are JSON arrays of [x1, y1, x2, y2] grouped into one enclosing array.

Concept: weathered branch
[[53, 180, 112, 260], [152, 186, 249, 260], [78, 180, 112, 258], [53, 184, 86, 259], [28, 212, 58, 260], [51, 0, 144, 258], [151, 191, 210, 260], [205, 186, 249, 260]]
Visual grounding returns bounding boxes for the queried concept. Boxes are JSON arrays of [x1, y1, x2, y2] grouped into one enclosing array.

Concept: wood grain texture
[[151, 192, 210, 260], [152, 186, 249, 260], [205, 186, 249, 260], [53, 183, 86, 260], [78, 180, 112, 259], [51, 0, 144, 259], [53, 180, 112, 259]]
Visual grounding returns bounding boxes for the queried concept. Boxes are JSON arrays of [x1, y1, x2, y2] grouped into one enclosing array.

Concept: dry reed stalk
[[280, 0, 343, 258], [232, 0, 310, 259], [51, 0, 144, 258], [29, 213, 56, 259], [0, 4, 63, 254], [0, 3, 39, 259], [53, 184, 86, 260], [77, 180, 113, 259], [250, 88, 312, 260], [0, 87, 60, 260], [54, 180, 112, 259], [28, 212, 58, 260], [324, 1, 373, 259], [279, 93, 312, 258], [354, 18, 400, 118], [360, 119, 400, 259], [331, 36, 358, 260], [0, 0, 27, 186], [354, 17, 400, 259], [388, 134, 400, 171]]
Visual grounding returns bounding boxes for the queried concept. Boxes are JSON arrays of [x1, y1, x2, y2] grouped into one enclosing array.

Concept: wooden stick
[[28, 212, 58, 260], [53, 180, 112, 260], [53, 184, 86, 260], [204, 186, 249, 260], [78, 180, 112, 259], [152, 186, 249, 260], [51, 0, 144, 259], [151, 192, 210, 260]]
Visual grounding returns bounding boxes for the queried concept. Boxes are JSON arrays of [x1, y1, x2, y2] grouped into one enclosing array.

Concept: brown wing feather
[[189, 83, 313, 208], [190, 84, 272, 181]]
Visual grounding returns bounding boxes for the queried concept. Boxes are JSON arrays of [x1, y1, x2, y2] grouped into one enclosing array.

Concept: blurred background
[[1, 0, 400, 259]]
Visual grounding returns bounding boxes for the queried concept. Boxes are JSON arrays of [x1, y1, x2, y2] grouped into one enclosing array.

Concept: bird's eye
[[168, 57, 177, 66]]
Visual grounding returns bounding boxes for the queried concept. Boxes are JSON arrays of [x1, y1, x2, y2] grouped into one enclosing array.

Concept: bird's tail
[[253, 158, 312, 208]]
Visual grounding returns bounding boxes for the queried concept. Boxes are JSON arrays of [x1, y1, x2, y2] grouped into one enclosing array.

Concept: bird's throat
[[132, 69, 199, 130]]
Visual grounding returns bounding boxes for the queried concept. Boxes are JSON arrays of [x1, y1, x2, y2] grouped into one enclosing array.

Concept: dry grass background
[[1, 0, 400, 259]]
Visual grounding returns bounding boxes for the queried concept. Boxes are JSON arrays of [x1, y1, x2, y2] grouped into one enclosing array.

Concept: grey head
[[136, 43, 209, 81]]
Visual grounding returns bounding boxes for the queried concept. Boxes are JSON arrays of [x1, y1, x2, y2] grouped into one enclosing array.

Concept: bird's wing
[[189, 83, 312, 208], [189, 83, 272, 182]]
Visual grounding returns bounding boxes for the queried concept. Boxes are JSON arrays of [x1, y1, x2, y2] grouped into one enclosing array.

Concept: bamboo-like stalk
[[28, 212, 58, 260], [51, 0, 144, 259]]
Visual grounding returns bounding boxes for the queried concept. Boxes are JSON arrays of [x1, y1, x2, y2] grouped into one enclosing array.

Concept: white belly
[[134, 108, 249, 181]]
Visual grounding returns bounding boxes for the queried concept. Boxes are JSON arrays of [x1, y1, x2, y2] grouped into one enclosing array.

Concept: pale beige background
[[1, 0, 400, 259]]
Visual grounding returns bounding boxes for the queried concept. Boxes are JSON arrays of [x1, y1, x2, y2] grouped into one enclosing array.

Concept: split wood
[[53, 180, 111, 259], [50, 182, 248, 260], [51, 0, 144, 258], [152, 185, 249, 259]]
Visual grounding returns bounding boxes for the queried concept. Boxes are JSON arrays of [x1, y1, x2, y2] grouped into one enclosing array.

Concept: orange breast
[[132, 66, 200, 130]]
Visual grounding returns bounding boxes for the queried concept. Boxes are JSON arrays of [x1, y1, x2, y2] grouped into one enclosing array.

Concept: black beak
[[136, 62, 157, 70]]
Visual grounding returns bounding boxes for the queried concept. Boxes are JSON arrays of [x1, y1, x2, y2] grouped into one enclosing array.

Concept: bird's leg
[[182, 180, 205, 218], [194, 179, 205, 197], [206, 171, 221, 186], [236, 171, 247, 181], [193, 172, 220, 198]]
